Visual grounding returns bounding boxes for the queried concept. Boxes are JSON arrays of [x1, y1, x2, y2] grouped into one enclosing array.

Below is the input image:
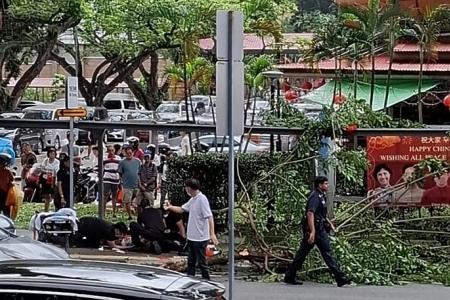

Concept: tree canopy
[[0, 0, 82, 110]]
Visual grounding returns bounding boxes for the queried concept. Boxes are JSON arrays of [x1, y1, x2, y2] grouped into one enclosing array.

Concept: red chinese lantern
[[285, 90, 298, 102], [300, 81, 313, 91], [333, 94, 347, 105], [443, 94, 450, 108], [344, 123, 358, 134]]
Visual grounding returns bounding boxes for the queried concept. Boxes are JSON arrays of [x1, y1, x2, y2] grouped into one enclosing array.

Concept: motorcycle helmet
[[158, 143, 171, 155], [127, 136, 140, 149], [143, 150, 152, 158]]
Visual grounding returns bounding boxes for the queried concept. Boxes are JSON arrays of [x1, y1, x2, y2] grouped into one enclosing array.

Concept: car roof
[[104, 93, 136, 101], [22, 104, 60, 112], [0, 259, 224, 298]]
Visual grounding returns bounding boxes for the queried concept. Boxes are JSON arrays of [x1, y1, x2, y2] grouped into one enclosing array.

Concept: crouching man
[[72, 216, 128, 249]]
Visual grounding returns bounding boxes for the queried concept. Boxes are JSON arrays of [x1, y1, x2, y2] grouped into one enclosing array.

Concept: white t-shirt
[[182, 192, 213, 242], [41, 158, 60, 176], [180, 135, 191, 156]]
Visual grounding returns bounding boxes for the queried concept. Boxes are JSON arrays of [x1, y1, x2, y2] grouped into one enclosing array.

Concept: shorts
[[123, 188, 138, 204], [104, 183, 119, 197], [135, 190, 155, 207]]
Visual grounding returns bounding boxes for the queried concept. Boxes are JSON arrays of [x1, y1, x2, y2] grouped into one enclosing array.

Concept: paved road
[[220, 280, 450, 300]]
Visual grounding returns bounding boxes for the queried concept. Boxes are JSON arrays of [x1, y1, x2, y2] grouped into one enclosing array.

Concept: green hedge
[[166, 152, 314, 231]]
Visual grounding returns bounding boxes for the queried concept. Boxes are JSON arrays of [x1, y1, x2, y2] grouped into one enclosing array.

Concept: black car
[[0, 259, 226, 300], [0, 228, 68, 261]]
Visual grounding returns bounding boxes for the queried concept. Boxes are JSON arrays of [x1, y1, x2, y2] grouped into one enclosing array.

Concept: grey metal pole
[[227, 10, 235, 300], [97, 130, 105, 219], [69, 118, 74, 208]]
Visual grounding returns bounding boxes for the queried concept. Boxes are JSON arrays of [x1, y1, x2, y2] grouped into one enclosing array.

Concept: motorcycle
[[76, 166, 98, 204]]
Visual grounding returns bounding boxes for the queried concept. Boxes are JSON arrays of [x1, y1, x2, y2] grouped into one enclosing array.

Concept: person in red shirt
[[421, 170, 450, 206], [0, 154, 14, 218]]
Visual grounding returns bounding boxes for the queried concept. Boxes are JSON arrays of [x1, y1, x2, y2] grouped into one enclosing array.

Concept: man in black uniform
[[284, 176, 351, 287], [73, 216, 128, 248]]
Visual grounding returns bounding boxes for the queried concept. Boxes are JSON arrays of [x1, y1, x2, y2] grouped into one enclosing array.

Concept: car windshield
[[23, 111, 52, 120], [124, 101, 137, 109], [104, 101, 122, 110], [157, 105, 179, 114]]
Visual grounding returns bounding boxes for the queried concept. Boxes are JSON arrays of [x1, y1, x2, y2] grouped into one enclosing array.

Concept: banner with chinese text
[[367, 136, 450, 207]]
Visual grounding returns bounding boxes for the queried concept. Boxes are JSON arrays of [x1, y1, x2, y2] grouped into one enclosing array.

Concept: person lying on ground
[[72, 216, 128, 249]]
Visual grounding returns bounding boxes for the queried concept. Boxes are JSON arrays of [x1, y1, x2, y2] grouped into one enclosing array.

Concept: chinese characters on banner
[[367, 136, 450, 207]]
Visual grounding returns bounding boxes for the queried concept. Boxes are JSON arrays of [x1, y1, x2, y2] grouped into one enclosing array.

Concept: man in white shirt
[[164, 178, 218, 280]]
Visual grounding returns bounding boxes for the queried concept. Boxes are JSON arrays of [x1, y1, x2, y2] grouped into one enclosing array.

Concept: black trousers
[[187, 240, 209, 280], [0, 191, 10, 218], [130, 222, 164, 245], [285, 227, 346, 283]]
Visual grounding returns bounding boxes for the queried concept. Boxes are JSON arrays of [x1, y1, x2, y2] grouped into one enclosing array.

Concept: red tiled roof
[[394, 43, 450, 53], [276, 55, 450, 73], [199, 33, 313, 52]]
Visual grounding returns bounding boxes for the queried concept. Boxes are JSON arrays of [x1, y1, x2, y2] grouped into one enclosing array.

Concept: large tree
[[0, 0, 82, 110]]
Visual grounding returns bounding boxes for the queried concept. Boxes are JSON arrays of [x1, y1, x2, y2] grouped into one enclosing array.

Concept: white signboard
[[216, 10, 244, 62], [216, 61, 244, 136], [66, 76, 79, 108]]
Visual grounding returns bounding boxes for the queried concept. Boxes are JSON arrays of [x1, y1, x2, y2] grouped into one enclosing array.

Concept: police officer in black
[[284, 176, 351, 287]]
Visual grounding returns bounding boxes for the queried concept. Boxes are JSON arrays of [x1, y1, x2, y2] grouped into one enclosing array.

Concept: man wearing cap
[[20, 142, 37, 188], [137, 150, 158, 208]]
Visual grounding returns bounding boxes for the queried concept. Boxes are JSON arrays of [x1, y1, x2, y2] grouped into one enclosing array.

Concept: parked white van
[[103, 93, 144, 112]]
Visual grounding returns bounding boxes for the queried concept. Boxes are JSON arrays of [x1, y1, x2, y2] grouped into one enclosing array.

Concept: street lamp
[[262, 70, 284, 153]]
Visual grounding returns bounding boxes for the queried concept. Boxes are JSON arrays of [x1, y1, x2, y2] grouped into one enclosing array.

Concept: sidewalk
[[18, 229, 183, 268]]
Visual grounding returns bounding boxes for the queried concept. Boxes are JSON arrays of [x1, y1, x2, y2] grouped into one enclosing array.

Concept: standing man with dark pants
[[164, 178, 218, 280], [284, 176, 351, 287]]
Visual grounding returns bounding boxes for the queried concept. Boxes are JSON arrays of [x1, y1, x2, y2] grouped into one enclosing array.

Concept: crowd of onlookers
[[1, 131, 220, 280]]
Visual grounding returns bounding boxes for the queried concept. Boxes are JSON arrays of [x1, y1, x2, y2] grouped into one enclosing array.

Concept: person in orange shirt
[[0, 154, 14, 218]]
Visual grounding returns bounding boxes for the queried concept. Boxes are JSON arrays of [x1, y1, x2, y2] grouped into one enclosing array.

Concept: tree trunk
[[369, 40, 376, 109], [417, 41, 424, 123], [10, 36, 57, 110], [383, 24, 395, 111]]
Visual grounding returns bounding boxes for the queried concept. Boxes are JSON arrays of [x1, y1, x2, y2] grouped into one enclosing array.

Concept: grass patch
[[15, 202, 131, 229]]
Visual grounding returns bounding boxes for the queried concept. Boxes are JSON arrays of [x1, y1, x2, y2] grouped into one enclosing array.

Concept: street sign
[[216, 10, 244, 62], [56, 108, 87, 118], [66, 76, 79, 108], [216, 61, 244, 136]]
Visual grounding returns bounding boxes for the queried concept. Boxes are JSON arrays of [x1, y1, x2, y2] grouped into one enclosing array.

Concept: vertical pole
[[69, 118, 74, 208], [97, 130, 105, 219], [227, 11, 235, 300], [69, 25, 80, 210]]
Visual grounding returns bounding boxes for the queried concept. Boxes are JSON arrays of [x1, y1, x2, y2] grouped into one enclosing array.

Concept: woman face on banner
[[376, 167, 391, 188]]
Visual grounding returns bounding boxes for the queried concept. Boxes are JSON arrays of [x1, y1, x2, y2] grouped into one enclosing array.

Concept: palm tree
[[403, 5, 450, 123], [340, 0, 401, 108]]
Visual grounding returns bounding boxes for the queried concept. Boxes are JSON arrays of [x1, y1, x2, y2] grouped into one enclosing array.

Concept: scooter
[[76, 166, 98, 204]]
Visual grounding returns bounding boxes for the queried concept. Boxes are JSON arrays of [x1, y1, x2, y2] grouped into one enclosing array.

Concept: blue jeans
[[187, 240, 209, 280]]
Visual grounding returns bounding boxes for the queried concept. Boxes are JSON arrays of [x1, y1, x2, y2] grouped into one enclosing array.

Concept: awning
[[302, 79, 440, 111]]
